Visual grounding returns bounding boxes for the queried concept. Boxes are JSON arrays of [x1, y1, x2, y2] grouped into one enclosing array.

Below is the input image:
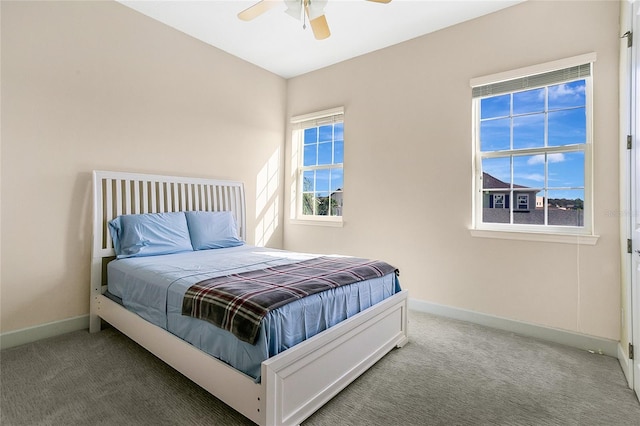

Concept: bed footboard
[[262, 289, 409, 426]]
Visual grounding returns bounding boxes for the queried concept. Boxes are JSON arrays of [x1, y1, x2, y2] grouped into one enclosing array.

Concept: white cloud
[[527, 153, 565, 165], [549, 153, 565, 163], [522, 173, 545, 182], [527, 155, 544, 165], [548, 83, 586, 101], [547, 152, 564, 163]]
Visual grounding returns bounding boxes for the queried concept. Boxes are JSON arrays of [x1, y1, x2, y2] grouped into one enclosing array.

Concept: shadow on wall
[[255, 148, 280, 247], [74, 172, 93, 296]]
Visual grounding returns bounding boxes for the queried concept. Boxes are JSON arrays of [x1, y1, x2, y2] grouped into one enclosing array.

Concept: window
[[291, 107, 344, 223], [516, 194, 529, 211], [471, 54, 595, 239]]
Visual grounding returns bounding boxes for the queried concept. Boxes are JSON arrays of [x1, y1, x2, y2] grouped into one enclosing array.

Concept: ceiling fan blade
[[366, 0, 392, 3], [309, 14, 330, 40], [238, 0, 279, 21], [304, 2, 330, 40]]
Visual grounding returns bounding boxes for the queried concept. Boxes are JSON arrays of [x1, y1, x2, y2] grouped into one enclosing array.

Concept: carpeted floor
[[1, 311, 639, 425]]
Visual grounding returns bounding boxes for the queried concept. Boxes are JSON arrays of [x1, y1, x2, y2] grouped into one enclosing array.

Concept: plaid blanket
[[182, 256, 398, 344]]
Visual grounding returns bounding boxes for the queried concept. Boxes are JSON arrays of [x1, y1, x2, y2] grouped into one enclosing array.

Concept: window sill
[[469, 229, 599, 245], [290, 218, 344, 228]]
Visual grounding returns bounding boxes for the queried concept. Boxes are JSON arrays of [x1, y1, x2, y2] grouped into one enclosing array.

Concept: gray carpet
[[1, 311, 639, 425]]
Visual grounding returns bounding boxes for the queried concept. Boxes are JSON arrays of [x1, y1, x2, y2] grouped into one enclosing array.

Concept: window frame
[[470, 53, 598, 244], [290, 107, 345, 226]]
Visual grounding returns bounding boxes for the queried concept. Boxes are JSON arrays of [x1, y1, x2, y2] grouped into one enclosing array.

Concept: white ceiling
[[118, 0, 524, 79]]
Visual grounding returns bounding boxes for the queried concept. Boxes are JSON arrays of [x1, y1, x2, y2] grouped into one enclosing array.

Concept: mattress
[[107, 245, 400, 381]]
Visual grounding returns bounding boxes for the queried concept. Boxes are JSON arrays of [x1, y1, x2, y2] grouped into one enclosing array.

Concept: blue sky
[[480, 79, 586, 200]]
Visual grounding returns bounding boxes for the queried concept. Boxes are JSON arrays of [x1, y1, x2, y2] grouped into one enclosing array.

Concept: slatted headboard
[[89, 170, 246, 331]]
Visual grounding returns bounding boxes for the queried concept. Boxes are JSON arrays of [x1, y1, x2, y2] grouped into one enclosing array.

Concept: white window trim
[[470, 53, 599, 244], [470, 229, 599, 245], [290, 107, 345, 226], [289, 217, 344, 227]]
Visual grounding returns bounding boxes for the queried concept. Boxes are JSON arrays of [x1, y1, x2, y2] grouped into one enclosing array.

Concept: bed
[[90, 170, 409, 426]]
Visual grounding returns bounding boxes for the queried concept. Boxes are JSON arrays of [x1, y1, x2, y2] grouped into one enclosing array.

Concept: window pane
[[302, 193, 315, 215], [481, 94, 510, 119], [303, 144, 317, 166], [482, 191, 510, 224], [316, 169, 329, 192], [315, 191, 330, 216], [548, 108, 586, 146], [304, 128, 317, 145], [513, 114, 544, 150], [547, 189, 584, 227], [548, 80, 586, 110], [318, 142, 333, 165], [302, 170, 315, 216], [334, 122, 344, 140], [547, 151, 584, 189], [512, 155, 543, 225], [513, 155, 544, 189], [303, 170, 314, 191], [330, 168, 343, 192], [482, 154, 511, 224], [482, 157, 511, 189], [330, 190, 343, 216], [513, 190, 544, 225], [513, 88, 545, 115], [334, 140, 344, 164], [318, 125, 333, 142], [480, 118, 510, 152]]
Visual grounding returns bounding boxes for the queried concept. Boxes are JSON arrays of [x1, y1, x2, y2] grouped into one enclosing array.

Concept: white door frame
[[626, 0, 639, 400], [620, 0, 636, 396], [632, 0, 640, 396]]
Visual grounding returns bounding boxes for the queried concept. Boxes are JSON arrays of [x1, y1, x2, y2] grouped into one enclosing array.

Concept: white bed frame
[[90, 170, 409, 426]]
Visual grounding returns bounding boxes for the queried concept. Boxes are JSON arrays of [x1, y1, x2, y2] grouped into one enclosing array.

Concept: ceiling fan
[[238, 0, 392, 40]]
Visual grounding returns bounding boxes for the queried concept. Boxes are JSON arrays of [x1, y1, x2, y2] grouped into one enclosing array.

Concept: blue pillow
[[185, 211, 244, 250], [108, 212, 193, 259]]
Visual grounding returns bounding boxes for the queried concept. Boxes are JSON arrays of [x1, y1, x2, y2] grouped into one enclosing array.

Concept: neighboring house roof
[[482, 172, 534, 190]]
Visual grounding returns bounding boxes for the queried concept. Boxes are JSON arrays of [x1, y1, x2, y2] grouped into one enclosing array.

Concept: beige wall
[[0, 1, 287, 332], [284, 0, 622, 340]]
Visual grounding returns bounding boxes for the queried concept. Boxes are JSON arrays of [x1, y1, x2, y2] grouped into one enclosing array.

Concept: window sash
[[476, 144, 591, 230]]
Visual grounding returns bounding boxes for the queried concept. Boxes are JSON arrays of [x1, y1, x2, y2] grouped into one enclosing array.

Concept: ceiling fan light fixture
[[284, 0, 303, 20]]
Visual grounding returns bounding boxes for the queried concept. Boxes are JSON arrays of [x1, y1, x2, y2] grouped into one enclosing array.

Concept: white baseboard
[[618, 342, 633, 388], [0, 315, 89, 350], [409, 298, 618, 358], [0, 302, 622, 364]]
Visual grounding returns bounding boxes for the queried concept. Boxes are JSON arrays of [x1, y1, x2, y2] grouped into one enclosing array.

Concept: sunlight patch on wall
[[255, 195, 279, 247], [255, 148, 280, 246]]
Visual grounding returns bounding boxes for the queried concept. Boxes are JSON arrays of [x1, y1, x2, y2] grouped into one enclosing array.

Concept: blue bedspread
[[107, 245, 400, 382]]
